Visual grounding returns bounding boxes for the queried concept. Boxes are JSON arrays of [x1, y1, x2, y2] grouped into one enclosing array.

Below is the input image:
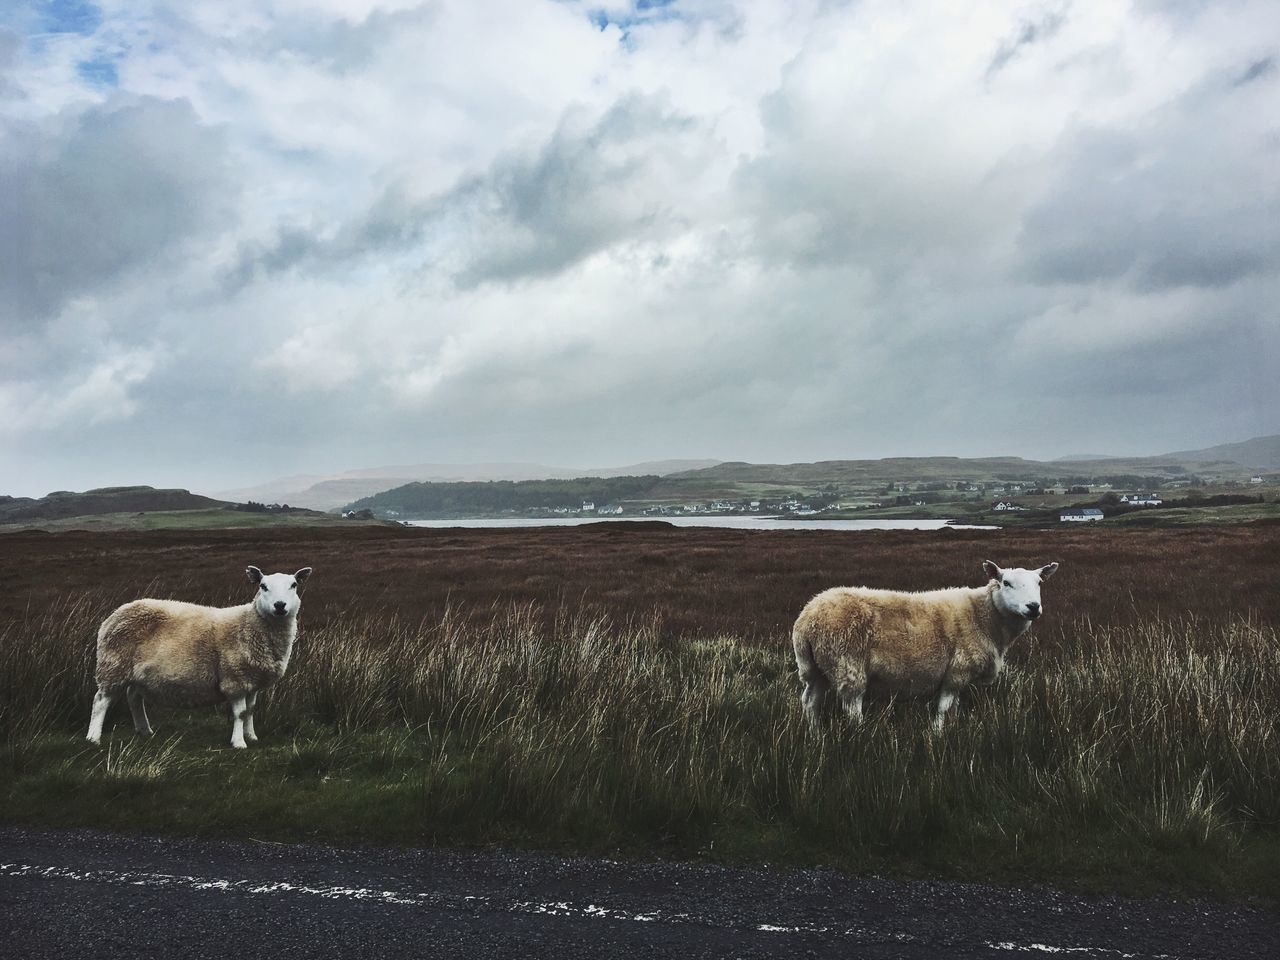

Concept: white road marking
[[0, 861, 1185, 958]]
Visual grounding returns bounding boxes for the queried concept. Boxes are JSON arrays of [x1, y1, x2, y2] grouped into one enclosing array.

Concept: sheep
[[792, 560, 1059, 732], [86, 565, 313, 749]]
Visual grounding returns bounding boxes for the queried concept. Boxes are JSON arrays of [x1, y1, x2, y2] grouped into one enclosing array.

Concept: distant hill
[[0, 486, 229, 523], [668, 457, 1053, 484], [668, 437, 1280, 485], [216, 460, 721, 511], [1163, 435, 1280, 471], [347, 476, 664, 518]]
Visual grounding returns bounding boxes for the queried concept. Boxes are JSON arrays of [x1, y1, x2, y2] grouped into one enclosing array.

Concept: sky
[[1, 0, 1277, 497]]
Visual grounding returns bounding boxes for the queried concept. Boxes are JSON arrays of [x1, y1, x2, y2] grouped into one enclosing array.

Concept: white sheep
[[792, 560, 1059, 731], [86, 565, 313, 748]]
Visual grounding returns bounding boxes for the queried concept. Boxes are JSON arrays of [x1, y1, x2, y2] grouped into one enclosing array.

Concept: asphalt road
[[1, 826, 1276, 959]]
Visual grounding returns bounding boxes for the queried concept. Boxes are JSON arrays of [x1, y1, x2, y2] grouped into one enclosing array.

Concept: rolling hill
[[665, 437, 1280, 485], [1163, 435, 1280, 471], [0, 486, 229, 523], [214, 460, 722, 511]]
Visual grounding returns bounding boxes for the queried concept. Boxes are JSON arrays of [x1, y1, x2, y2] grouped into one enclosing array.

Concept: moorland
[[1, 522, 1278, 901]]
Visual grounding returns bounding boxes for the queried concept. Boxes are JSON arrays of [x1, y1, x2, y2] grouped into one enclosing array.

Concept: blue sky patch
[[590, 0, 681, 33], [40, 0, 102, 36], [76, 54, 117, 86]]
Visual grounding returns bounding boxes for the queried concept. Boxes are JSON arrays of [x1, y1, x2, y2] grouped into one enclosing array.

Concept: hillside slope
[[669, 439, 1280, 484], [0, 486, 229, 523], [1163, 435, 1280, 471], [217, 460, 721, 511]]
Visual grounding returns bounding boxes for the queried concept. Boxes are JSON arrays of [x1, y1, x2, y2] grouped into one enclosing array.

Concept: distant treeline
[[1061, 474, 1188, 488], [347, 476, 663, 517], [231, 501, 307, 513]]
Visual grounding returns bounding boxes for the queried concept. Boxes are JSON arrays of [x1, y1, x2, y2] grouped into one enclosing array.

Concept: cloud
[[1233, 54, 1275, 86], [1, 0, 1277, 495], [0, 346, 158, 437], [0, 95, 234, 330], [1016, 62, 1280, 291], [986, 5, 1068, 78]]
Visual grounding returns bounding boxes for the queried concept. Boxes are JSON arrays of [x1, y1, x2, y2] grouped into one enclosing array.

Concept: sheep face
[[983, 560, 1059, 622], [246, 565, 312, 620]]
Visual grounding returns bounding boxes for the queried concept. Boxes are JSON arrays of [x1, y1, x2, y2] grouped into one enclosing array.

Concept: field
[[2, 523, 1278, 901], [0, 508, 390, 533]]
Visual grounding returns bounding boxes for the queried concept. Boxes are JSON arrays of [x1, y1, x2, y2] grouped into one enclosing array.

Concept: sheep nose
[[273, 601, 287, 614], [1026, 602, 1041, 617]]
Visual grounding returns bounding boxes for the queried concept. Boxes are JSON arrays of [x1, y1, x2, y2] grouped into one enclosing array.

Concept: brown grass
[[1, 523, 1278, 897], [2, 522, 1276, 643]]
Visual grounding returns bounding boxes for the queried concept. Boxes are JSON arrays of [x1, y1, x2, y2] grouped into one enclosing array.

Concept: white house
[[581, 501, 595, 512], [1060, 508, 1104, 522], [1121, 493, 1163, 506], [992, 501, 1027, 512], [1251, 477, 1264, 484], [596, 504, 623, 515]]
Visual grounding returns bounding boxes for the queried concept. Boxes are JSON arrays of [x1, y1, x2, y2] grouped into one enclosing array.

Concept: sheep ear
[[982, 560, 1002, 582], [1038, 562, 1060, 581], [294, 567, 312, 584], [246, 566, 264, 584]]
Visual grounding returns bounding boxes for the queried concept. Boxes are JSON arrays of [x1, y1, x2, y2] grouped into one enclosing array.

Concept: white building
[[1060, 508, 1104, 522], [581, 501, 595, 512], [1251, 477, 1264, 484], [596, 504, 623, 515], [1121, 494, 1163, 506], [992, 501, 1027, 512]]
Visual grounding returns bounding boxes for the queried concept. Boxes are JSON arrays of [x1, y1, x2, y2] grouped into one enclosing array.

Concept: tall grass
[[2, 589, 1278, 894]]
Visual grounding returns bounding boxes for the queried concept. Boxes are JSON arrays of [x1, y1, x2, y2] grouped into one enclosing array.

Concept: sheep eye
[[1002, 580, 1011, 587], [290, 582, 297, 590], [260, 584, 267, 591]]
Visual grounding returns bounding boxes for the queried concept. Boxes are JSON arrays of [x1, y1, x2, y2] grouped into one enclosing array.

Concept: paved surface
[[1, 826, 1276, 959]]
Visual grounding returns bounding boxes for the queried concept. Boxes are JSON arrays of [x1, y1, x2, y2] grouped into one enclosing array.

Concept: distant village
[[452, 475, 1273, 524]]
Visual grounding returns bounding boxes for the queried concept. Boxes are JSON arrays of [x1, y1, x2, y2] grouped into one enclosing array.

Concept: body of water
[[403, 516, 996, 531]]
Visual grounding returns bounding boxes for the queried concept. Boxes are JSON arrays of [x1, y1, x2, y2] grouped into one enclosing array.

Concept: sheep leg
[[836, 681, 865, 723], [932, 689, 958, 734], [86, 686, 119, 744], [126, 685, 154, 736], [228, 695, 249, 749], [796, 657, 831, 728], [800, 677, 830, 727], [243, 691, 259, 743]]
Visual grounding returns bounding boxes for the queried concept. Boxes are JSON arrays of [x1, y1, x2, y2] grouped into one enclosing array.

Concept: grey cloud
[[0, 28, 19, 71], [986, 7, 1068, 79], [0, 97, 233, 330], [1016, 85, 1279, 291], [254, 5, 439, 74], [0, 28, 25, 99], [1234, 55, 1276, 87], [448, 97, 700, 287], [230, 95, 704, 289]]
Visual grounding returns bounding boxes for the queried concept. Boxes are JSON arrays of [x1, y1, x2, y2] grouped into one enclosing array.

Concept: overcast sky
[[1, 0, 1277, 497]]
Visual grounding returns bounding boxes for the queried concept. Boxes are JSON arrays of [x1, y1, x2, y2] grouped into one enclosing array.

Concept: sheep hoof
[[231, 740, 248, 749]]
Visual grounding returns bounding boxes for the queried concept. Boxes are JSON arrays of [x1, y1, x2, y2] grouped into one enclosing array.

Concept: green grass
[[1107, 503, 1280, 526], [3, 594, 1279, 901]]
